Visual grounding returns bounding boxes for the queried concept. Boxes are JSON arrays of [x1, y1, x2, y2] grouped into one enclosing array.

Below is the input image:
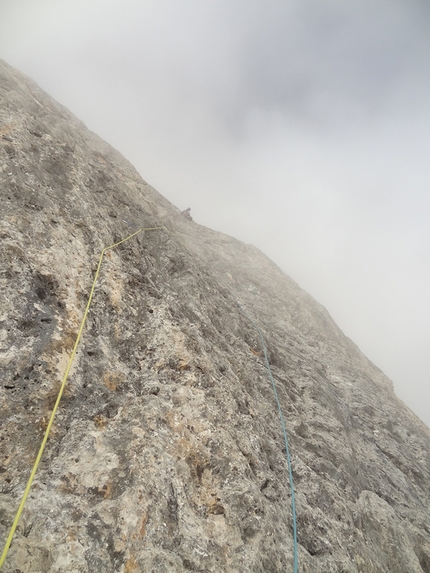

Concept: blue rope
[[236, 300, 298, 573]]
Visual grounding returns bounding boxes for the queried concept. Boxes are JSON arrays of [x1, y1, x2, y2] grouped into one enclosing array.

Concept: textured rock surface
[[1, 59, 430, 572]]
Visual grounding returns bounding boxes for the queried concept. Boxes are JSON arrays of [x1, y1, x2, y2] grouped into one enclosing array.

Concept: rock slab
[[1, 60, 430, 572]]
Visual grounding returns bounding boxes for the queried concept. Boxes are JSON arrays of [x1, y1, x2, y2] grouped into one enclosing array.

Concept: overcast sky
[[1, 0, 430, 427]]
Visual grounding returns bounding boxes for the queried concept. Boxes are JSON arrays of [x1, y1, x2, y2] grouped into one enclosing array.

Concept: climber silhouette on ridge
[[181, 207, 192, 221]]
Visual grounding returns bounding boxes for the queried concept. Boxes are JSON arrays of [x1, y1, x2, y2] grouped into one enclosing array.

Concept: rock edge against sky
[[1, 60, 430, 572]]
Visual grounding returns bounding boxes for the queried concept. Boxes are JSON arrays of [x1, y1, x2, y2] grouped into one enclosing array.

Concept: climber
[[181, 207, 193, 221]]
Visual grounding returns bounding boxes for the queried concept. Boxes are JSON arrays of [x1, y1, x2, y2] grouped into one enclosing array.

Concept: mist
[[1, 0, 430, 426]]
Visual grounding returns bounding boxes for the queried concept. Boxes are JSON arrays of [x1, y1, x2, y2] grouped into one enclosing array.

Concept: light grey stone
[[1, 59, 430, 572]]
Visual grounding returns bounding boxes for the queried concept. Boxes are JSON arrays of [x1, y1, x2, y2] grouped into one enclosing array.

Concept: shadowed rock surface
[[1, 59, 430, 573]]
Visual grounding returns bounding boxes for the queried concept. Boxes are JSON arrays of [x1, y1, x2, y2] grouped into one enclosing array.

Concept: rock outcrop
[[1, 59, 430, 573]]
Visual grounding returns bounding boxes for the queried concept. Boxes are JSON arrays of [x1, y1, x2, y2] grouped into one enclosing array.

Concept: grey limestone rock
[[1, 59, 430, 572]]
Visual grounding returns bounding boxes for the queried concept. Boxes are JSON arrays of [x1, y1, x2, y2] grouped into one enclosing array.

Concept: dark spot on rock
[[415, 547, 430, 573], [242, 525, 258, 540], [209, 503, 225, 515], [182, 558, 200, 571], [18, 318, 34, 331], [260, 478, 270, 491], [35, 287, 47, 300], [196, 463, 205, 481], [4, 144, 15, 157]]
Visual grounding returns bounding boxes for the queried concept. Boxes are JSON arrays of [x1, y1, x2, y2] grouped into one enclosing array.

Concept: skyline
[[1, 0, 430, 426]]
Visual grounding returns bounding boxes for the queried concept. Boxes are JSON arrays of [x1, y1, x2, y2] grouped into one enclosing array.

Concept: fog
[[1, 0, 430, 426]]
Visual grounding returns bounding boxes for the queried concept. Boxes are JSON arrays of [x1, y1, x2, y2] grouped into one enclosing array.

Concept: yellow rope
[[0, 226, 164, 568]]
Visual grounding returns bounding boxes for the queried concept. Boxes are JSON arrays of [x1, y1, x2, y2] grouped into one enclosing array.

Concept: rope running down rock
[[1, 224, 298, 573], [0, 226, 164, 568], [235, 299, 299, 573]]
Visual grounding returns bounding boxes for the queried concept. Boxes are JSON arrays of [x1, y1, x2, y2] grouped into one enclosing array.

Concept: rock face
[[1, 59, 430, 573]]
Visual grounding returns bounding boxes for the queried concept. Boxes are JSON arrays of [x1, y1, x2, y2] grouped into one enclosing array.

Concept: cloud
[[1, 0, 430, 425]]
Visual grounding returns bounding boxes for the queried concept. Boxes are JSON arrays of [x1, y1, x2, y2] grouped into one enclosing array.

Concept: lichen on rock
[[1, 59, 430, 572]]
